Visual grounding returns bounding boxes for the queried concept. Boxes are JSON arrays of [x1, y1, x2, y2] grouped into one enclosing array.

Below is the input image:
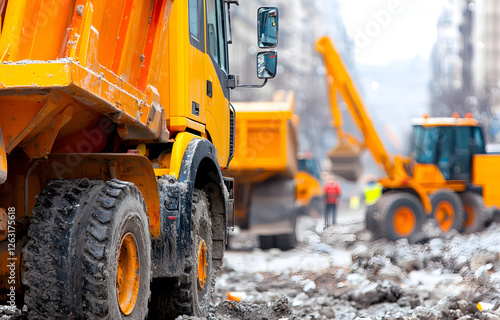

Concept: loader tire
[[24, 179, 151, 320], [365, 204, 378, 236], [168, 189, 215, 317], [373, 192, 424, 242], [461, 192, 492, 234], [430, 189, 466, 233]]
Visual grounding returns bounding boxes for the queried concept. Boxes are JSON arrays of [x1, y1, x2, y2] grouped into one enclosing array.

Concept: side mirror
[[258, 7, 278, 48], [257, 51, 278, 79]]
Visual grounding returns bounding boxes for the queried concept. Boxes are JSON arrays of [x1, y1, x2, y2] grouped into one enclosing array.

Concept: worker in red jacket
[[324, 177, 341, 227]]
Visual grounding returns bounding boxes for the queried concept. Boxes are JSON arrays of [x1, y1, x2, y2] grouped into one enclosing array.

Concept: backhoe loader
[[0, 1, 278, 319], [225, 91, 323, 250], [316, 36, 500, 241]]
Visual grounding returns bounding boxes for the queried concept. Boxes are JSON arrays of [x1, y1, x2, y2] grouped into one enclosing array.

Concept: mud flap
[[0, 128, 6, 184], [249, 177, 297, 235], [223, 177, 235, 232]]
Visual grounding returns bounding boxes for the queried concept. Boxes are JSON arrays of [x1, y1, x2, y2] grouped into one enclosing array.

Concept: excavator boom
[[316, 36, 395, 181]]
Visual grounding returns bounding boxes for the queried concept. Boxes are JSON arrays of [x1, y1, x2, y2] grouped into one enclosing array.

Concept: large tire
[[169, 189, 215, 317], [258, 233, 297, 251], [430, 189, 466, 233], [259, 235, 274, 250], [258, 215, 298, 251], [372, 192, 424, 242], [366, 191, 395, 239], [365, 204, 378, 235], [460, 191, 492, 233], [307, 196, 324, 218], [275, 233, 297, 251], [24, 179, 151, 320]]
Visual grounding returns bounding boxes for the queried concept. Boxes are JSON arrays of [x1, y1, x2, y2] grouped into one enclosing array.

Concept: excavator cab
[[410, 120, 486, 181]]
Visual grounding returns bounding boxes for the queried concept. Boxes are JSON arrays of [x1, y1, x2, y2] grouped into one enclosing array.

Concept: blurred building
[[476, 0, 500, 131], [432, 2, 463, 90], [431, 0, 500, 140], [430, 0, 465, 116], [476, 0, 500, 92], [228, 0, 355, 161]]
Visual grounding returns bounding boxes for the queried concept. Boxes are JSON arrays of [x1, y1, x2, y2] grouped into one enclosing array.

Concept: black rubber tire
[[24, 179, 151, 320], [258, 213, 298, 251], [259, 235, 274, 250], [460, 191, 492, 234], [372, 192, 424, 242], [258, 233, 296, 251], [365, 204, 378, 234], [366, 192, 396, 240], [307, 196, 324, 218], [430, 189, 466, 233], [169, 189, 215, 317], [275, 233, 297, 251]]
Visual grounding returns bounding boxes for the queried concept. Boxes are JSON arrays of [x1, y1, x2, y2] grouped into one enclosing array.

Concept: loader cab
[[410, 121, 486, 181]]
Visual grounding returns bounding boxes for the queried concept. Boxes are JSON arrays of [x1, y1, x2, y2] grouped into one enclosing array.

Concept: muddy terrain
[[3, 211, 500, 320], [201, 216, 500, 320]]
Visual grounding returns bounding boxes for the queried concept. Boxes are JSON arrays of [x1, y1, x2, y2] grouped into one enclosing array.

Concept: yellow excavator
[[316, 36, 500, 241]]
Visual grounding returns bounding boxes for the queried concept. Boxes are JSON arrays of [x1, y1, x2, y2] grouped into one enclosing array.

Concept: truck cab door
[[188, 0, 206, 125], [205, 0, 231, 166]]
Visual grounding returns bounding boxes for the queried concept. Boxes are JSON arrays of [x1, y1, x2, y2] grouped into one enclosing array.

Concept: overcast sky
[[338, 0, 447, 65]]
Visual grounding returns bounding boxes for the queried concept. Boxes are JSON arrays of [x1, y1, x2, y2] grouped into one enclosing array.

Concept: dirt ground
[[3, 205, 500, 319], [194, 206, 500, 320]]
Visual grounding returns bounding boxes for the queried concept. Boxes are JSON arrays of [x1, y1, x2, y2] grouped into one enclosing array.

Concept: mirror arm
[[227, 75, 268, 89], [236, 79, 268, 89]]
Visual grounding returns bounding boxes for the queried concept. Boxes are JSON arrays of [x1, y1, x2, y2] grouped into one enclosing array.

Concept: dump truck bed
[[0, 1, 174, 180], [226, 95, 298, 184]]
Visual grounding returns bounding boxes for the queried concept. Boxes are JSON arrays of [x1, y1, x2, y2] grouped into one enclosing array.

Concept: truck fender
[[177, 138, 232, 262], [34, 154, 161, 238]]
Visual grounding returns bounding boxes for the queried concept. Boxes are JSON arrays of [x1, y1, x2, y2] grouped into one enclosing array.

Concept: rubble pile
[[211, 221, 500, 320], [3, 220, 500, 319]]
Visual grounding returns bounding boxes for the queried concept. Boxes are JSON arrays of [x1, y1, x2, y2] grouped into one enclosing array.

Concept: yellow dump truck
[[317, 36, 500, 242], [0, 1, 279, 318], [226, 91, 323, 250]]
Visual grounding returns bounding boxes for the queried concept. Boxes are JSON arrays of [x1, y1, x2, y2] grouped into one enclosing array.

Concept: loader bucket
[[327, 144, 363, 181]]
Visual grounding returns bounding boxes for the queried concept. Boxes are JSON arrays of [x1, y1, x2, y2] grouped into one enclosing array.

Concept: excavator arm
[[316, 36, 396, 180], [326, 76, 364, 181], [315, 36, 432, 214]]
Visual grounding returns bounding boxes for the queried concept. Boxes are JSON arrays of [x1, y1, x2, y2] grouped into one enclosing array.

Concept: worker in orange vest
[[324, 176, 341, 227]]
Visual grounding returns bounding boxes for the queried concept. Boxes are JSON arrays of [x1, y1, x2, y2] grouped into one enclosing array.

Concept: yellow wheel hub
[[435, 201, 454, 232], [116, 232, 140, 315], [393, 206, 416, 237], [197, 240, 208, 290]]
